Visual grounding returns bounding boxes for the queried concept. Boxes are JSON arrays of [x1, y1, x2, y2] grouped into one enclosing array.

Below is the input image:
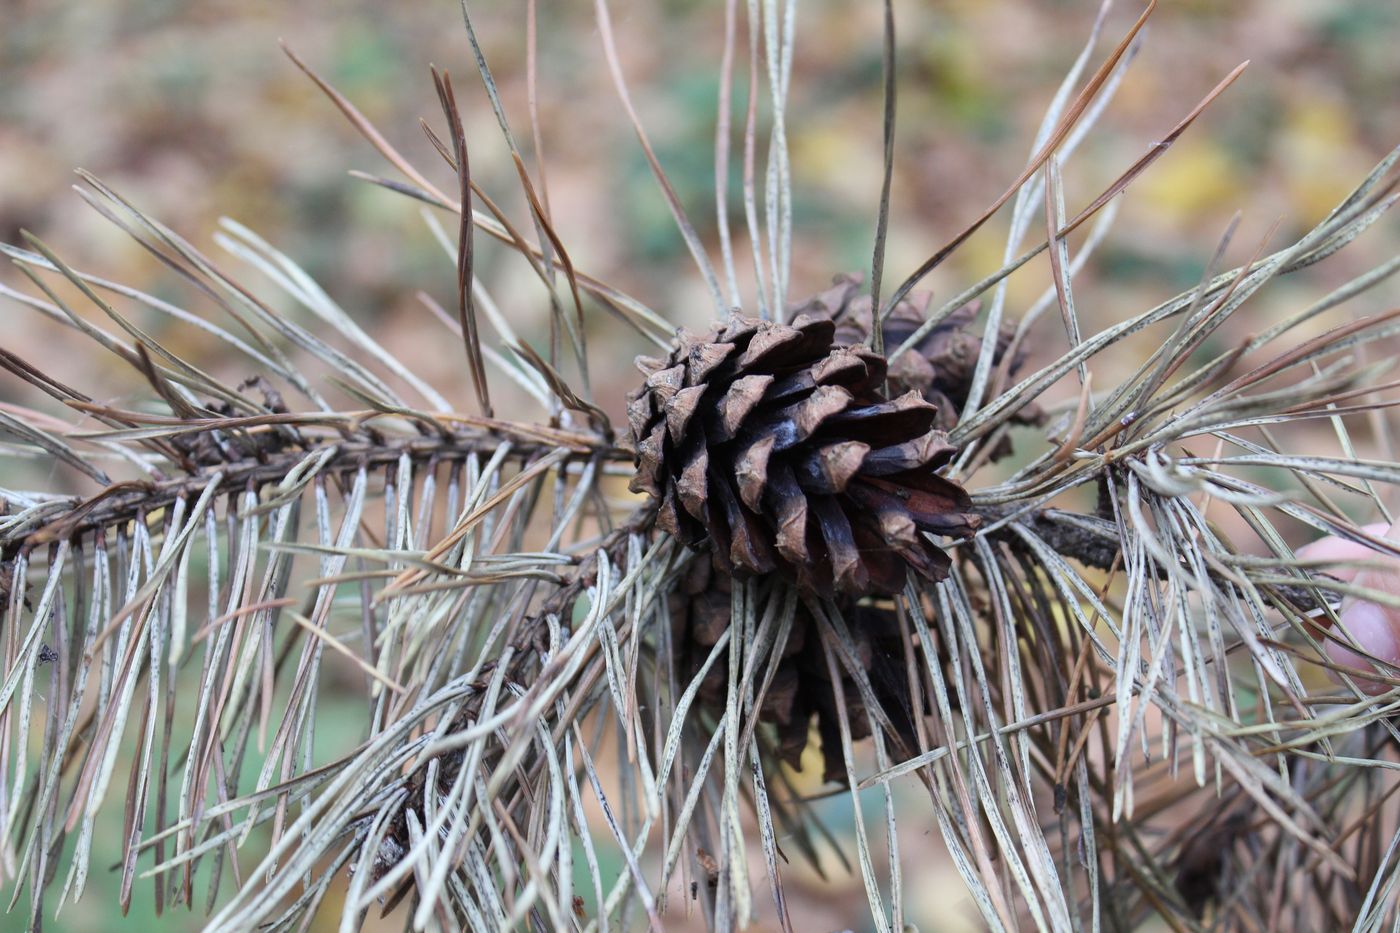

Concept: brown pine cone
[[629, 313, 978, 598], [668, 563, 812, 768], [809, 600, 929, 782], [790, 272, 1044, 441], [670, 560, 936, 782]]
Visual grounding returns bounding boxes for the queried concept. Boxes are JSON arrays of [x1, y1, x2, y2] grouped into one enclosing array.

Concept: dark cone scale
[[629, 313, 978, 598], [670, 560, 941, 782], [790, 272, 1045, 444]]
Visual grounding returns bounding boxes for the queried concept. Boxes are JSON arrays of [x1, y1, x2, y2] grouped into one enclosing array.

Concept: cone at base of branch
[[628, 312, 978, 599], [670, 560, 938, 783]]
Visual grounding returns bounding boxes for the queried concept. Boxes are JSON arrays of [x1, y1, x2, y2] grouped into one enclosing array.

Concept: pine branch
[[979, 504, 1340, 613], [1, 413, 623, 558]]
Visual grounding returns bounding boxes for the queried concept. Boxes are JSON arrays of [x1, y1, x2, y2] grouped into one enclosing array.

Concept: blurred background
[[2, 0, 1398, 929]]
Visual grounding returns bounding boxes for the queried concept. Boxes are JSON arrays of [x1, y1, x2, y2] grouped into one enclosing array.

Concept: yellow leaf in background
[[785, 724, 830, 795], [1137, 136, 1241, 225], [792, 121, 883, 207], [1282, 96, 1363, 222]]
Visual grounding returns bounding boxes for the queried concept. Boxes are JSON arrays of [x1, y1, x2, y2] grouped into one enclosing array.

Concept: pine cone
[[670, 560, 938, 782], [805, 600, 931, 782], [790, 272, 1044, 442], [668, 563, 811, 767], [629, 314, 978, 598]]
